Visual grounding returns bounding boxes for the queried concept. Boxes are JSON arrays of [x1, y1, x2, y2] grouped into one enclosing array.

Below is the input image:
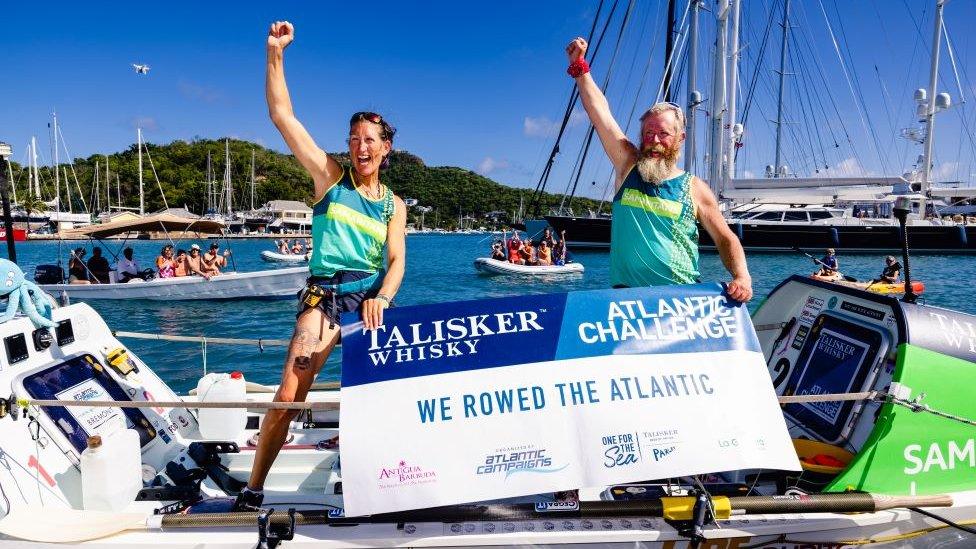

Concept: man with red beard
[[565, 37, 752, 302]]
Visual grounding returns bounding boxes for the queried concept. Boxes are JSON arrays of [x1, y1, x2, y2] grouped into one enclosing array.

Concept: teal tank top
[[609, 167, 700, 287], [309, 167, 395, 277]]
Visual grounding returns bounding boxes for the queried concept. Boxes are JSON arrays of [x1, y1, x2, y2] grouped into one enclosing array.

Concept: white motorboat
[[1, 273, 975, 547], [474, 257, 584, 276], [260, 250, 310, 263], [37, 214, 309, 300]]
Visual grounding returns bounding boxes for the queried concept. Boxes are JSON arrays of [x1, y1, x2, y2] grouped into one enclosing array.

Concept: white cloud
[[477, 157, 510, 175], [741, 170, 756, 178], [178, 80, 223, 103], [823, 157, 877, 177], [524, 109, 588, 138], [931, 161, 959, 181]]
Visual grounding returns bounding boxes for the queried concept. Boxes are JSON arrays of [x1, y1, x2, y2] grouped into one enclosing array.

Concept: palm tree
[[19, 195, 47, 233]]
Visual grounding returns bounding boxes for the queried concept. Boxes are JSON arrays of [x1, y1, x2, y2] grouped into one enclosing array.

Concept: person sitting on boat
[[815, 248, 839, 277], [521, 239, 537, 266], [537, 240, 552, 266], [567, 37, 752, 301], [490, 239, 506, 261], [541, 228, 556, 249], [156, 245, 177, 278], [116, 247, 147, 283], [202, 242, 230, 277], [174, 249, 189, 277], [292, 240, 304, 254], [879, 255, 901, 283], [234, 20, 408, 512], [553, 230, 568, 266], [86, 247, 111, 284], [277, 239, 291, 254], [508, 232, 524, 264], [67, 248, 91, 284], [184, 244, 211, 280]]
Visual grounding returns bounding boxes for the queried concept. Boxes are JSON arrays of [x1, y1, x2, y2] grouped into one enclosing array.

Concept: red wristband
[[567, 58, 590, 78]]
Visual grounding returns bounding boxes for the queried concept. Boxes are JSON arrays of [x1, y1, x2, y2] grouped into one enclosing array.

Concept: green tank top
[[309, 167, 395, 277], [609, 167, 700, 287]]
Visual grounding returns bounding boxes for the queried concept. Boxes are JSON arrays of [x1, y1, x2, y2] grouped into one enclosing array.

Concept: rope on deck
[[113, 330, 292, 347]]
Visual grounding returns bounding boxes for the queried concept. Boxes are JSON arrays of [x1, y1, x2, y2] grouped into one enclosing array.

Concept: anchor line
[[886, 395, 976, 429]]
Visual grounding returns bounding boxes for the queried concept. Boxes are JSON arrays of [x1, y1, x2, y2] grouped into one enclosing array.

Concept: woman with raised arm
[[235, 20, 407, 511]]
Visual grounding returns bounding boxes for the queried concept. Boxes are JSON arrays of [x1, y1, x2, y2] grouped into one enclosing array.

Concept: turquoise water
[[7, 236, 975, 393]]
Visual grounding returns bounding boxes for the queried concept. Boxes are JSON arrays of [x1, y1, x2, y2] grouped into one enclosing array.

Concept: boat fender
[[733, 223, 744, 241], [957, 225, 967, 246], [660, 495, 731, 520], [102, 346, 139, 376], [829, 227, 840, 246]]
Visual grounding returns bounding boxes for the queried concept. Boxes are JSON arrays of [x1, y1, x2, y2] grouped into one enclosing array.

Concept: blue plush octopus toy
[[0, 259, 56, 328]]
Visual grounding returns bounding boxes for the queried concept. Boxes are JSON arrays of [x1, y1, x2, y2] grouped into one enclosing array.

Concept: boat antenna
[[893, 196, 917, 304], [0, 142, 17, 262]]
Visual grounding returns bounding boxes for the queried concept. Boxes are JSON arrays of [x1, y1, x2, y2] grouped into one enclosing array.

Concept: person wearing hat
[[201, 242, 231, 277], [879, 255, 901, 284], [116, 247, 143, 283], [815, 248, 839, 277], [184, 244, 210, 280]]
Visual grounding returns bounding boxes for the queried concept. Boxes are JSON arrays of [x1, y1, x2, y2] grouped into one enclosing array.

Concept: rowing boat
[[810, 273, 925, 295], [474, 257, 584, 276]]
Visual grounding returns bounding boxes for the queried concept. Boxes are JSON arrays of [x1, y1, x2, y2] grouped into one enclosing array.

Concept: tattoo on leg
[[290, 328, 320, 371]]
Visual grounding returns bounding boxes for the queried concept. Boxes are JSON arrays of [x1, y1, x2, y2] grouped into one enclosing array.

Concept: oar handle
[[872, 493, 954, 511]]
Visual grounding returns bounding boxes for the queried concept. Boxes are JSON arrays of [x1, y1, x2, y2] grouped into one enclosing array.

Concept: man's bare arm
[[267, 21, 341, 201], [692, 178, 753, 302], [567, 37, 637, 186]]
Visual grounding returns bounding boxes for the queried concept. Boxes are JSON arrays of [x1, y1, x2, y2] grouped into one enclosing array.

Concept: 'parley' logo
[[377, 460, 437, 489], [366, 310, 545, 366]]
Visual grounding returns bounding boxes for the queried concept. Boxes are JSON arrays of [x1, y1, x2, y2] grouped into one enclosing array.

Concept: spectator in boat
[[815, 248, 839, 277], [490, 239, 506, 261], [185, 244, 211, 280], [521, 239, 537, 265], [292, 240, 304, 254], [116, 247, 145, 283], [553, 230, 569, 266], [566, 37, 752, 301], [156, 245, 177, 278], [86, 247, 111, 284], [236, 20, 408, 512], [541, 228, 557, 249], [68, 248, 91, 284], [174, 249, 189, 277], [879, 255, 901, 284], [537, 240, 552, 266], [277, 239, 291, 254], [507, 232, 523, 264], [202, 242, 230, 276]]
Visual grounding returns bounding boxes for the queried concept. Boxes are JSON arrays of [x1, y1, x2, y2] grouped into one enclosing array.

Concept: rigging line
[[529, 0, 611, 214], [567, 0, 637, 209], [786, 32, 826, 173], [55, 124, 89, 215], [873, 65, 901, 167], [654, 0, 693, 103], [793, 28, 839, 152], [813, 0, 875, 174], [737, 0, 776, 138], [142, 142, 171, 211]]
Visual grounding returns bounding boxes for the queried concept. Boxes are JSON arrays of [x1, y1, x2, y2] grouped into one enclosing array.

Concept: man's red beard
[[637, 144, 681, 184]]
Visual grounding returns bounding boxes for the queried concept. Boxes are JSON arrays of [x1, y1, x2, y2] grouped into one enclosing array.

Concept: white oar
[[0, 507, 161, 543]]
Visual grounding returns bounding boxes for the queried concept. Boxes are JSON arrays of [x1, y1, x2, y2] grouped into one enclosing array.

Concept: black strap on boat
[[187, 441, 245, 495], [909, 507, 976, 536], [256, 508, 296, 549]]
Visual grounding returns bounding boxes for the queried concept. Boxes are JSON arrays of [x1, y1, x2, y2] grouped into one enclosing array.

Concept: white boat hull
[[39, 267, 309, 300], [474, 257, 584, 276], [260, 250, 310, 263]]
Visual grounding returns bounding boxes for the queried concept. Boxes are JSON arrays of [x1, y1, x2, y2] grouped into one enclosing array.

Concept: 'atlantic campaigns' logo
[[377, 460, 437, 489], [476, 445, 568, 478]]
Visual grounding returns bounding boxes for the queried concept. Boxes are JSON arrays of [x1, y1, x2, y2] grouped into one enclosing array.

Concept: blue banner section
[[341, 284, 759, 388], [555, 284, 761, 359], [341, 292, 568, 387]]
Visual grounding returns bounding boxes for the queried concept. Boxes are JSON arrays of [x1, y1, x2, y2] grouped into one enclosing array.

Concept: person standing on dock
[[566, 37, 752, 302], [235, 20, 407, 511]]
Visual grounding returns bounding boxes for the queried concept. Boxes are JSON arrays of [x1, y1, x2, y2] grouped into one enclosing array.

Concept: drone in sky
[[131, 64, 151, 75]]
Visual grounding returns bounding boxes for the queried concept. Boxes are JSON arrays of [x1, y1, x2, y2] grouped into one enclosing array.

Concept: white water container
[[81, 429, 142, 511], [196, 371, 247, 440]]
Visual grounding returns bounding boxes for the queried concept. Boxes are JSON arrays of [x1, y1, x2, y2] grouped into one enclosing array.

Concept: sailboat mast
[[31, 137, 40, 198], [224, 139, 233, 216], [138, 128, 144, 216], [725, 0, 742, 185], [685, 0, 701, 173], [708, 0, 729, 194], [105, 155, 111, 213], [773, 0, 791, 177], [662, 0, 678, 102], [250, 149, 256, 211], [920, 0, 946, 216], [94, 160, 100, 213], [6, 155, 15, 205]]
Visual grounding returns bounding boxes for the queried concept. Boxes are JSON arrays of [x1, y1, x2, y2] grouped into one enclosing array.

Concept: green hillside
[[5, 138, 604, 230]]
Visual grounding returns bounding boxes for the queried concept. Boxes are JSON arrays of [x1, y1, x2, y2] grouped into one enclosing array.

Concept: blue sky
[[4, 1, 976, 201]]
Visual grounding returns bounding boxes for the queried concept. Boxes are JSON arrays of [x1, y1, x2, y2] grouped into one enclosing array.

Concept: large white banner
[[340, 284, 799, 516]]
